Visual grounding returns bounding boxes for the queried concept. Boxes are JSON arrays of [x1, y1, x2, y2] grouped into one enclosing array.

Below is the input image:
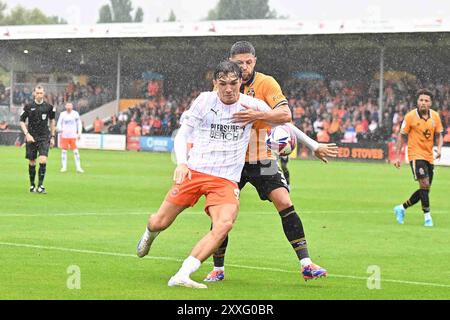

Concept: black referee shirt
[[19, 101, 56, 140]]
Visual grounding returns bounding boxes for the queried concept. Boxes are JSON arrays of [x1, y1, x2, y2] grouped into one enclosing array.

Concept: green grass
[[0, 145, 449, 300]]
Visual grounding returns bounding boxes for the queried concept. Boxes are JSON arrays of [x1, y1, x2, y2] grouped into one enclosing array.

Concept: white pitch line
[[0, 241, 449, 289], [3, 209, 446, 217]]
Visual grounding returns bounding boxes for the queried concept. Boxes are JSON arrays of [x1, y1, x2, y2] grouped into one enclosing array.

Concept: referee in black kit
[[19, 85, 56, 194]]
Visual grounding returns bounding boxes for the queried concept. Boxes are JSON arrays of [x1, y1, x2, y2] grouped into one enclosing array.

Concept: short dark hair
[[34, 84, 45, 92], [229, 41, 256, 57], [416, 89, 433, 101], [213, 61, 242, 80]]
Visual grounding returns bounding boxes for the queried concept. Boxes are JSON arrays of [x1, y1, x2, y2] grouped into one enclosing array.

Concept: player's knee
[[213, 220, 234, 239], [148, 214, 168, 231], [419, 180, 430, 189], [272, 197, 292, 212], [29, 160, 36, 166]]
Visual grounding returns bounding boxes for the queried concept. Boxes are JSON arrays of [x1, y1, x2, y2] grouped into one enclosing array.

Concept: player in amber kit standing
[[394, 89, 443, 227], [205, 41, 337, 282]]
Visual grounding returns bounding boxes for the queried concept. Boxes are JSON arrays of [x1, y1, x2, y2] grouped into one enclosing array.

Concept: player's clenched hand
[[394, 159, 401, 169], [434, 150, 441, 160], [314, 143, 338, 163], [25, 133, 35, 143], [232, 104, 261, 127], [173, 164, 192, 185], [50, 137, 55, 148]]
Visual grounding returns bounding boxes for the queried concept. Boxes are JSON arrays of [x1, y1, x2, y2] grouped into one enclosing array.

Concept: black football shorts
[[238, 160, 289, 201]]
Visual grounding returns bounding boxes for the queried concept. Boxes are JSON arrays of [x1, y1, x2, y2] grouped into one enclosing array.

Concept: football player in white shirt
[[136, 61, 292, 288], [56, 102, 84, 173]]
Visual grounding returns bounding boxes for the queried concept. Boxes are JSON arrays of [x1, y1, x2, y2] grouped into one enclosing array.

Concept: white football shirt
[[184, 91, 271, 182], [57, 110, 82, 139]]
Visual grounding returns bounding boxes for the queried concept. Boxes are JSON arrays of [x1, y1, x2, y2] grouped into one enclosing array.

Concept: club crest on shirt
[[42, 114, 47, 120], [247, 88, 255, 97]]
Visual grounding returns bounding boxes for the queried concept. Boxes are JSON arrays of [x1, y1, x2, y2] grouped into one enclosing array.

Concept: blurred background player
[[136, 61, 282, 288], [205, 41, 337, 283], [19, 85, 56, 194], [57, 102, 84, 173], [394, 89, 443, 227]]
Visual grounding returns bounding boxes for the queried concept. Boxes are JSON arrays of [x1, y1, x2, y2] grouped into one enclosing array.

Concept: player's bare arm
[[232, 103, 291, 127], [435, 132, 443, 160], [394, 132, 406, 168], [285, 123, 338, 163], [173, 121, 194, 184], [173, 164, 192, 185], [314, 143, 339, 163], [20, 121, 35, 143]]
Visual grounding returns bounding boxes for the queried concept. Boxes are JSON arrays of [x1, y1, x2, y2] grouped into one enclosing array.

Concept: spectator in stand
[[0, 120, 8, 130], [328, 114, 342, 143], [440, 105, 449, 128], [127, 118, 138, 137], [134, 123, 142, 137], [94, 116, 104, 133], [342, 119, 357, 143], [317, 128, 330, 143]]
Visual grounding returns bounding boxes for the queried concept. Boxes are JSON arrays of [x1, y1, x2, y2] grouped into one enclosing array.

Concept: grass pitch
[[0, 146, 449, 300]]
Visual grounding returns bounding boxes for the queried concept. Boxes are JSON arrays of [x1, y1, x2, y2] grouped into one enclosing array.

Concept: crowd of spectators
[[3, 76, 449, 145], [103, 78, 449, 145], [105, 89, 203, 137], [285, 79, 450, 145]]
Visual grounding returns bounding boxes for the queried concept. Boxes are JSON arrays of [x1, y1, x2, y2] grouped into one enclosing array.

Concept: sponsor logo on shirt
[[210, 123, 244, 141]]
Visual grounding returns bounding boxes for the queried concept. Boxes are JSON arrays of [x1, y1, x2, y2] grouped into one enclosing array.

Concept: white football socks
[[177, 256, 201, 277], [74, 149, 81, 169], [61, 149, 67, 169], [300, 258, 312, 267]]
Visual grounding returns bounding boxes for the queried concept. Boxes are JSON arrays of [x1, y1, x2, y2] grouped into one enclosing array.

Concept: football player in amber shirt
[[393, 89, 443, 227]]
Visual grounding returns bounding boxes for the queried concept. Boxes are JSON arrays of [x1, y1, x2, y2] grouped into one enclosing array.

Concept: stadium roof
[[0, 18, 449, 41]]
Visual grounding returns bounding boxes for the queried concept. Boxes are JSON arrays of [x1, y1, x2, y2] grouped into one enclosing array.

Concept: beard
[[419, 106, 429, 116]]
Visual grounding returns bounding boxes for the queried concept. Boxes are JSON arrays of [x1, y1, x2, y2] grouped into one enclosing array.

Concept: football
[[266, 124, 297, 156]]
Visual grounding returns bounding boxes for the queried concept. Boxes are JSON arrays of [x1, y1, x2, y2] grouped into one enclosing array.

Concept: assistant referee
[[19, 85, 56, 194]]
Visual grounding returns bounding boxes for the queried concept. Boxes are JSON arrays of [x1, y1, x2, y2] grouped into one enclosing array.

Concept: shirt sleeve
[[256, 98, 272, 112], [49, 104, 56, 120], [19, 106, 29, 122], [262, 77, 288, 109], [435, 113, 443, 133], [400, 114, 411, 135], [185, 92, 207, 128], [174, 123, 195, 165]]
